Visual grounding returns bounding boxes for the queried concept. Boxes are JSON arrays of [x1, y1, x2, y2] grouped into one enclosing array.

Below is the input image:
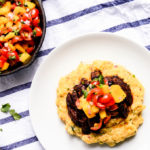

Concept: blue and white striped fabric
[[0, 0, 150, 149]]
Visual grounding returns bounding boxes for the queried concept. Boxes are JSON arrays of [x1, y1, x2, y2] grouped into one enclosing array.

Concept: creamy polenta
[[56, 60, 144, 147]]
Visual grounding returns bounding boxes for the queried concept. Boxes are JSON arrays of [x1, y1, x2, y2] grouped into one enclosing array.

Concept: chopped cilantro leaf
[[17, 1, 21, 6], [82, 89, 88, 98], [132, 74, 135, 78], [0, 128, 3, 132], [9, 55, 16, 60], [98, 75, 104, 84], [10, 109, 21, 120], [99, 84, 103, 88], [1, 103, 11, 113], [71, 126, 75, 132], [14, 29, 20, 35], [33, 30, 37, 36], [93, 75, 104, 84]]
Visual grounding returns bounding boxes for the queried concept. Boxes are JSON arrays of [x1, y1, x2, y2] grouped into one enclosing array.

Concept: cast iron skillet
[[0, 0, 46, 76]]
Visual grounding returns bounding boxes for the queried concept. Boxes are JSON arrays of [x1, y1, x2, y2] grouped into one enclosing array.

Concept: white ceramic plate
[[29, 33, 150, 150]]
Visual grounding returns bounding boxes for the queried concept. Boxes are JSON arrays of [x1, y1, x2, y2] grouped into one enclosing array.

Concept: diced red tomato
[[20, 31, 32, 41], [96, 102, 106, 109], [0, 56, 7, 68], [0, 48, 9, 58], [7, 51, 19, 61], [105, 98, 115, 107], [15, 0, 24, 5], [12, 36, 23, 44], [33, 27, 42, 37], [86, 88, 103, 101], [20, 25, 33, 41], [26, 47, 34, 53], [32, 16, 40, 27], [30, 8, 39, 19], [99, 93, 112, 104], [0, 43, 3, 48], [11, 3, 17, 10], [92, 94, 99, 106], [22, 13, 32, 22], [27, 40, 34, 46], [90, 119, 103, 131], [21, 24, 32, 32]]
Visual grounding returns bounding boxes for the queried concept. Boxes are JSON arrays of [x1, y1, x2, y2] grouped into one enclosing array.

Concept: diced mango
[[13, 15, 19, 22], [99, 110, 107, 119], [19, 52, 31, 64], [0, 2, 11, 15], [80, 97, 99, 118], [25, 1, 36, 10], [6, 21, 13, 28], [1, 62, 9, 71], [15, 44, 25, 53], [22, 44, 28, 50], [110, 85, 126, 103], [8, 43, 16, 51], [0, 24, 4, 30], [0, 36, 5, 42], [4, 32, 15, 41], [0, 17, 8, 24], [14, 7, 26, 15], [102, 85, 110, 94]]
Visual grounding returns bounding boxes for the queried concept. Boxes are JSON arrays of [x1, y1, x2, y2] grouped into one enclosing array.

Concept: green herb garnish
[[132, 74, 135, 78], [82, 89, 88, 98], [99, 84, 103, 88], [1, 104, 21, 120], [14, 29, 20, 35], [33, 30, 37, 36], [0, 128, 3, 132], [17, 1, 21, 6], [1, 103, 11, 113], [10, 109, 21, 120], [71, 126, 75, 132], [93, 75, 104, 84], [98, 75, 104, 84], [9, 55, 16, 60], [21, 20, 25, 24]]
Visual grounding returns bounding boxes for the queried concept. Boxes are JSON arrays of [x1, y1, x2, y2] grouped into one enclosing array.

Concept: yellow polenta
[[56, 60, 144, 147]]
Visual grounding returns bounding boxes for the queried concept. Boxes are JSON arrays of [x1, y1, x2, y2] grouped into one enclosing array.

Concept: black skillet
[[0, 0, 46, 76]]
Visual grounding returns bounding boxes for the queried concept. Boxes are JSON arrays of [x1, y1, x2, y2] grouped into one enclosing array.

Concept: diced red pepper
[[103, 116, 111, 124], [104, 79, 108, 85], [86, 88, 103, 101], [91, 81, 100, 86], [90, 119, 103, 131], [109, 104, 118, 111]]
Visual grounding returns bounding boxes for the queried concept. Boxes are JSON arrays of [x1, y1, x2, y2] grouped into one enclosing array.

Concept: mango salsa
[[110, 85, 126, 103]]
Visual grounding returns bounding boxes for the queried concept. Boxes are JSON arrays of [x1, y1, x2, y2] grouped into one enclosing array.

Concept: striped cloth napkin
[[0, 0, 150, 149]]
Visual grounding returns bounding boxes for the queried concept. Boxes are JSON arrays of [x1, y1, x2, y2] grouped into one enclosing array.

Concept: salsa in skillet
[[0, 0, 42, 72]]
